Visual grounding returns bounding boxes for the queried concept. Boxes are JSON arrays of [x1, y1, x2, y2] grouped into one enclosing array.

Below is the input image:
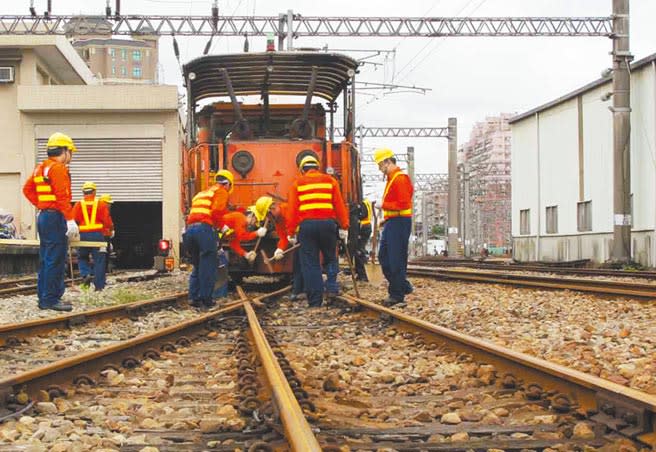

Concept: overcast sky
[[8, 0, 656, 181]]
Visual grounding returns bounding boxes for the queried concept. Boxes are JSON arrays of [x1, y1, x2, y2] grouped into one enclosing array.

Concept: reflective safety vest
[[360, 199, 373, 226], [188, 186, 220, 225], [79, 198, 103, 232], [383, 171, 412, 219], [32, 161, 57, 204], [297, 181, 334, 214]]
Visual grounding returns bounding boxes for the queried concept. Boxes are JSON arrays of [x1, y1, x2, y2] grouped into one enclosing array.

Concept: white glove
[[338, 229, 348, 243], [287, 235, 297, 245], [256, 227, 267, 238], [66, 220, 80, 241], [110, 230, 115, 239], [273, 248, 284, 260], [245, 251, 256, 263]]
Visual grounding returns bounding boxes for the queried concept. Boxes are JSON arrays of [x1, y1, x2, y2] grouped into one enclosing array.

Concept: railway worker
[[22, 132, 79, 312], [72, 182, 114, 291], [375, 148, 414, 306], [254, 196, 304, 299], [287, 155, 349, 307], [354, 198, 373, 282], [183, 169, 234, 309], [219, 209, 267, 263]]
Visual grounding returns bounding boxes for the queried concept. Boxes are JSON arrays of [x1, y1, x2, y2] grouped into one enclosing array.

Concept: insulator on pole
[[212, 0, 219, 30], [115, 0, 121, 18], [173, 35, 181, 62], [243, 33, 249, 53], [29, 0, 37, 17], [105, 0, 111, 17], [45, 0, 52, 18]]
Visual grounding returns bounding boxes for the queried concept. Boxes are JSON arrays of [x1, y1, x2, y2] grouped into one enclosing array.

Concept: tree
[[431, 224, 445, 237]]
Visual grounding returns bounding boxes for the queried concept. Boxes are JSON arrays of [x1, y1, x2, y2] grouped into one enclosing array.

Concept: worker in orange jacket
[[219, 210, 267, 262], [22, 132, 80, 312], [72, 181, 113, 291], [183, 169, 233, 308], [99, 194, 115, 274], [375, 148, 414, 306], [287, 155, 349, 307], [253, 196, 304, 299]]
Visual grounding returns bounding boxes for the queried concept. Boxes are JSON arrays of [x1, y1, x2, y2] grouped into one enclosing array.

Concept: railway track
[[407, 265, 656, 299], [0, 270, 167, 298], [0, 285, 653, 450], [411, 257, 656, 280]]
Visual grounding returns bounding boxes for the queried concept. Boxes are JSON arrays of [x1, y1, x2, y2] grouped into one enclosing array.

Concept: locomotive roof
[[183, 52, 359, 103]]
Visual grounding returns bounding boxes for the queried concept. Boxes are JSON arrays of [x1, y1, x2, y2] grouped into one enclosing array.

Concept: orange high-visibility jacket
[[72, 195, 113, 234], [287, 169, 349, 233], [186, 184, 230, 228], [101, 204, 114, 238], [22, 159, 74, 220], [273, 202, 291, 250], [382, 167, 413, 220], [220, 211, 257, 257]]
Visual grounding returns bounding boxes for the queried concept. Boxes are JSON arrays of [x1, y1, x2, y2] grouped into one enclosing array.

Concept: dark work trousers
[[378, 216, 411, 302], [291, 249, 304, 295], [183, 222, 218, 305], [354, 224, 372, 281], [298, 219, 338, 307], [78, 231, 107, 290], [37, 209, 67, 308]]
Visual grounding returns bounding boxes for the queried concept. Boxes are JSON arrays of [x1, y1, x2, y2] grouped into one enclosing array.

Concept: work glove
[[66, 220, 80, 241], [256, 227, 267, 238], [287, 235, 297, 245], [273, 248, 285, 261], [338, 228, 348, 243], [110, 230, 115, 239], [245, 250, 257, 263]]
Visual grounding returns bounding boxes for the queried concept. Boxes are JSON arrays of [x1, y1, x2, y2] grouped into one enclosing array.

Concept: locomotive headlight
[[232, 150, 255, 178], [188, 72, 196, 81]]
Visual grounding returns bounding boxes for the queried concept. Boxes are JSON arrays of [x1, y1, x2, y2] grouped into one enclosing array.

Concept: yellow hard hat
[[215, 169, 235, 193], [47, 132, 77, 152], [246, 205, 258, 218], [298, 155, 319, 170], [100, 193, 114, 204], [374, 148, 395, 164], [82, 181, 97, 191], [254, 196, 273, 222]]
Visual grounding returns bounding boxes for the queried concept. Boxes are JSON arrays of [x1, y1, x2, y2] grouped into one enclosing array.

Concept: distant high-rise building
[[459, 114, 513, 253], [66, 16, 159, 85]]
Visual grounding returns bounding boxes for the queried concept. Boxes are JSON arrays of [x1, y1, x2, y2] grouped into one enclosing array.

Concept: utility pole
[[463, 163, 471, 257], [610, 0, 632, 263], [447, 117, 459, 257], [422, 192, 428, 256]]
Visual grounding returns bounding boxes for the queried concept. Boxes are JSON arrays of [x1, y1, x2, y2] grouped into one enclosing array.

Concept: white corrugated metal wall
[[36, 138, 163, 201]]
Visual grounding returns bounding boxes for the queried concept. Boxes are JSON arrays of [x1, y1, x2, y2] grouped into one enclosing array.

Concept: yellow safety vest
[[360, 199, 372, 226], [79, 198, 103, 232]]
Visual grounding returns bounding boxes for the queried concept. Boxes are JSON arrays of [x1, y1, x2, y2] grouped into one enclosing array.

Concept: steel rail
[[0, 300, 245, 404], [407, 265, 656, 298], [337, 292, 656, 446], [237, 287, 321, 452], [0, 291, 188, 346]]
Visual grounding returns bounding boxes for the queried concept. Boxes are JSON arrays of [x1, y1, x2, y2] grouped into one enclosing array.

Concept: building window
[[577, 201, 592, 232], [132, 67, 142, 78], [111, 66, 116, 75], [109, 48, 115, 58], [520, 209, 530, 235], [546, 205, 558, 234], [132, 50, 142, 61], [121, 49, 127, 60], [121, 66, 127, 76]]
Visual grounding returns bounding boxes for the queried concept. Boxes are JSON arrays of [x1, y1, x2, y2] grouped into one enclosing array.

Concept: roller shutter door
[[37, 138, 162, 202]]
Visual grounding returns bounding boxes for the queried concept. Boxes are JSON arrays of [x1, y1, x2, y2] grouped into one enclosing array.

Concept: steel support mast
[[610, 0, 632, 263]]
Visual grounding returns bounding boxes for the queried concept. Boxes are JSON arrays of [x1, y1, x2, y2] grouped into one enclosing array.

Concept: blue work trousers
[[78, 231, 107, 290], [183, 223, 218, 304], [212, 249, 229, 299], [37, 210, 67, 307], [379, 216, 412, 301], [291, 250, 304, 295], [298, 219, 338, 306]]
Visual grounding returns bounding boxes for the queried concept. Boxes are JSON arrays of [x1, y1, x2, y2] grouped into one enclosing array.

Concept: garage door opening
[[111, 202, 162, 269]]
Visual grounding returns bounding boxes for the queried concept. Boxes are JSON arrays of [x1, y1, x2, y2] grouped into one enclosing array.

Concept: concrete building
[[0, 35, 181, 269], [510, 52, 656, 266], [460, 114, 513, 254], [66, 17, 159, 85]]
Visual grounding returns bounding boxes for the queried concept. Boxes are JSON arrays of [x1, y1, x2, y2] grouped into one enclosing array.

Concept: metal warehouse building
[[510, 52, 656, 266], [0, 35, 182, 268]]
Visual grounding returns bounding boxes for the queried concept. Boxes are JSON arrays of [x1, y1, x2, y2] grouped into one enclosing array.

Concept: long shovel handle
[[341, 239, 360, 298]]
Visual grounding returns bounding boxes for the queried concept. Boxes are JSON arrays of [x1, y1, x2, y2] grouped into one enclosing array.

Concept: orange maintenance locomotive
[[180, 51, 363, 279]]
